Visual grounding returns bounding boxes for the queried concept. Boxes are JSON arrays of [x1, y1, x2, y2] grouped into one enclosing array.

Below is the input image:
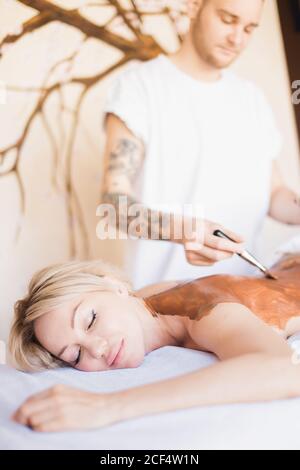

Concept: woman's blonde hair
[[9, 260, 133, 372]]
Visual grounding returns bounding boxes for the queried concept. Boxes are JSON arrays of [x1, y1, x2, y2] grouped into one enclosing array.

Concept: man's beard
[[191, 16, 239, 70], [193, 34, 239, 70], [205, 51, 238, 69]]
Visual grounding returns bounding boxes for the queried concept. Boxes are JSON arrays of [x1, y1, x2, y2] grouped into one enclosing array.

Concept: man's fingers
[[184, 246, 215, 265], [184, 224, 245, 266], [198, 246, 233, 262], [216, 228, 245, 244], [185, 254, 215, 266], [187, 259, 215, 266], [184, 240, 203, 252], [207, 234, 245, 253], [185, 246, 233, 264]]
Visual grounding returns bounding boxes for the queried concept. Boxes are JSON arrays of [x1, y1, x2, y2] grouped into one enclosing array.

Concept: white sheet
[[1, 346, 300, 451]]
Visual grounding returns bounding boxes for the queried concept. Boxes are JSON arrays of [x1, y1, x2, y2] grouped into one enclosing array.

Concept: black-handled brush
[[213, 229, 278, 280]]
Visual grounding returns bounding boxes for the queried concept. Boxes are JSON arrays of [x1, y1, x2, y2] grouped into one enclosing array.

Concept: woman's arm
[[113, 302, 298, 423], [13, 350, 299, 432], [114, 353, 299, 423]]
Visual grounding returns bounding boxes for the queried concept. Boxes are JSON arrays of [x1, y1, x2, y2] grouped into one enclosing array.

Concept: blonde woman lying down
[[9, 249, 300, 433]]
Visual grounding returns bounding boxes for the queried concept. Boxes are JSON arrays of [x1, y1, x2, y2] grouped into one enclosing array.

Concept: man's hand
[[269, 162, 300, 225], [182, 219, 245, 266], [270, 188, 300, 226]]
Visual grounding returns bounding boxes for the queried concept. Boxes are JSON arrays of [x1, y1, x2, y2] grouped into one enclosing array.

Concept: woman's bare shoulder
[[135, 280, 182, 298]]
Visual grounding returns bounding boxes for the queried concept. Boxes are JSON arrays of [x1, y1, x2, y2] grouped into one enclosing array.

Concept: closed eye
[[87, 310, 97, 330], [74, 348, 81, 366], [219, 12, 235, 25], [222, 17, 234, 24], [245, 26, 255, 35], [74, 311, 97, 366]]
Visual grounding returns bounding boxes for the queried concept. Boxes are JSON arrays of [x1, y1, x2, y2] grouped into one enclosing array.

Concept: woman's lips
[[110, 339, 124, 367]]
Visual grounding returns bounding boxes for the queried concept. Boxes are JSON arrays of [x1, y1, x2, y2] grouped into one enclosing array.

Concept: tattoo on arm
[[102, 192, 174, 241], [101, 137, 178, 240], [107, 138, 143, 182]]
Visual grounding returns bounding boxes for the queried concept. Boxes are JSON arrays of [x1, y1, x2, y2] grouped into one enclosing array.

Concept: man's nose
[[227, 26, 244, 49]]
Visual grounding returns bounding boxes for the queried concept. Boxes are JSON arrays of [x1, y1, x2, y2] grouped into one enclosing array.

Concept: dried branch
[[0, 11, 54, 52], [16, 0, 163, 58], [1, 49, 131, 254], [108, 0, 143, 40], [63, 55, 131, 258], [42, 39, 88, 189], [129, 0, 143, 24], [0, 0, 187, 256]]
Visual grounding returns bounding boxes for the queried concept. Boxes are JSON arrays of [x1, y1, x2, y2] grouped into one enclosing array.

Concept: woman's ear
[[116, 285, 129, 297], [102, 277, 129, 297]]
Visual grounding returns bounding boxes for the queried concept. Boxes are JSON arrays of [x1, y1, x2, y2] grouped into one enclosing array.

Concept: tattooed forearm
[[102, 137, 181, 241], [102, 192, 177, 241]]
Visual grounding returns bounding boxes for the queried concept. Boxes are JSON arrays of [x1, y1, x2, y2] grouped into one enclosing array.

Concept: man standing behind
[[100, 0, 300, 289]]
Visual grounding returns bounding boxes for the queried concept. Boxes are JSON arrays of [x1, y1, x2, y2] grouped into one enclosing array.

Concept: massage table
[[1, 344, 300, 450]]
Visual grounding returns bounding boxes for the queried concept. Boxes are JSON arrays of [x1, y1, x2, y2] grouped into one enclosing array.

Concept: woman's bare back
[[144, 253, 300, 338]]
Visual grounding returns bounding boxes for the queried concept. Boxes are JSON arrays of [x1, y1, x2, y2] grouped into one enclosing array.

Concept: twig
[[0, 11, 54, 52]]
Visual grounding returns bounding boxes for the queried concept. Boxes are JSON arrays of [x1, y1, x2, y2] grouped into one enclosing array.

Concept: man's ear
[[186, 0, 202, 20]]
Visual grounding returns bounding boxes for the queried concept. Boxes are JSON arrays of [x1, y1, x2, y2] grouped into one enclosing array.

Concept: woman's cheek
[[77, 357, 106, 372]]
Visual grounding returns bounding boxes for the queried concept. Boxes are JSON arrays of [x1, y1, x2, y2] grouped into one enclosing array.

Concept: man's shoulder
[[114, 55, 163, 82]]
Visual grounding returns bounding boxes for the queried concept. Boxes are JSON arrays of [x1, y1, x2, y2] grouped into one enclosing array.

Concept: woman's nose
[[87, 337, 108, 360]]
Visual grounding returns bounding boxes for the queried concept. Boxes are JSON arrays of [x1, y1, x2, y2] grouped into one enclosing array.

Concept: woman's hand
[[11, 384, 119, 432], [182, 218, 245, 266]]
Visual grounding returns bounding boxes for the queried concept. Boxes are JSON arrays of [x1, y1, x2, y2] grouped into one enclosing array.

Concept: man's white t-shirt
[[103, 54, 282, 290]]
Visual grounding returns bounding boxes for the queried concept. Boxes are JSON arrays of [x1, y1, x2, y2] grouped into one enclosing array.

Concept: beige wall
[[0, 0, 299, 347], [232, 0, 300, 261]]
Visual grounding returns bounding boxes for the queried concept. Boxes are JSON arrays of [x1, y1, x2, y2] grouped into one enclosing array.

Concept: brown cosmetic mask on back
[[143, 254, 300, 330]]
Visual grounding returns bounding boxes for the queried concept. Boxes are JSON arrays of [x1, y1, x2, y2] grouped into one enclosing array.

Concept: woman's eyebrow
[[57, 301, 82, 358]]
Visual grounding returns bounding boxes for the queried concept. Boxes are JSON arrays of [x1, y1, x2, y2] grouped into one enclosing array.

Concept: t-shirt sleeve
[[255, 87, 283, 163], [102, 66, 149, 147]]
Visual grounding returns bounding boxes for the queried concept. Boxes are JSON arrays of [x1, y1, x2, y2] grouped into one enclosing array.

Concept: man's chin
[[208, 54, 237, 70]]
